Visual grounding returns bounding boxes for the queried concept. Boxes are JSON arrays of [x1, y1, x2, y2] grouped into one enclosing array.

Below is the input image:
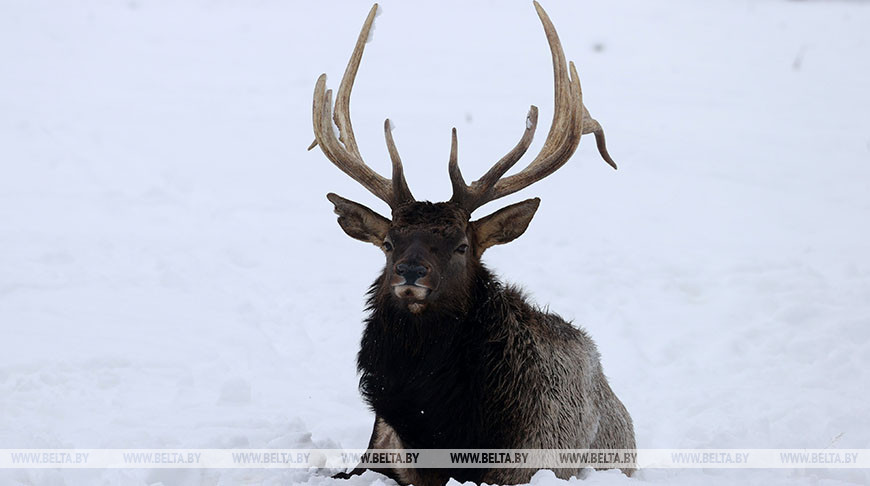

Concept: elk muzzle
[[391, 261, 433, 306], [395, 263, 428, 285]]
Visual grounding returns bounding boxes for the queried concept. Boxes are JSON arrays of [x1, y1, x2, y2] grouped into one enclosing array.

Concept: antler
[[309, 3, 414, 209], [449, 1, 617, 214]]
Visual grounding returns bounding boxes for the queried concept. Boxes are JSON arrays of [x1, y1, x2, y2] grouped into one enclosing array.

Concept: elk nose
[[395, 263, 428, 285]]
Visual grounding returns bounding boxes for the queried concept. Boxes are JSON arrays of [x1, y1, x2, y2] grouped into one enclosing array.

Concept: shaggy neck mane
[[356, 263, 516, 453]]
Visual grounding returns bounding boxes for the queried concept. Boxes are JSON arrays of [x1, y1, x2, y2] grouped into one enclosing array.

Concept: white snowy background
[[1, 0, 869, 485]]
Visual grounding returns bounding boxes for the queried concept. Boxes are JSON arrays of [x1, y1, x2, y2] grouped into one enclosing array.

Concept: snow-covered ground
[[1, 0, 869, 484]]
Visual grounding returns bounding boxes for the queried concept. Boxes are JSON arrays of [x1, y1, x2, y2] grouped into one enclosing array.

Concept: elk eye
[[455, 244, 468, 255], [383, 241, 393, 252]]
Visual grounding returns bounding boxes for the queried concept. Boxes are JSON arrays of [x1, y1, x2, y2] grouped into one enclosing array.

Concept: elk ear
[[326, 193, 390, 246], [471, 198, 540, 254]]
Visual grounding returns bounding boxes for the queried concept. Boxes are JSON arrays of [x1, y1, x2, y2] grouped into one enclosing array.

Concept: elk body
[[310, 3, 635, 484]]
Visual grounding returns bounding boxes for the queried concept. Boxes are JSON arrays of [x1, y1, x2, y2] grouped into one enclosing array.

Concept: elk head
[[309, 2, 616, 315]]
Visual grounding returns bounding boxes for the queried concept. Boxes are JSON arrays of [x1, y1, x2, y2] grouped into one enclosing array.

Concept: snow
[[1, 0, 869, 485], [366, 21, 376, 45]]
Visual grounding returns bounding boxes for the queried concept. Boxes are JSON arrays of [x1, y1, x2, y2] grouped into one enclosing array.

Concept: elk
[[309, 2, 635, 484]]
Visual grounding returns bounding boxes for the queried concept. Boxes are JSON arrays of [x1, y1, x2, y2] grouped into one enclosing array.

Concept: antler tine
[[384, 119, 415, 204], [492, 59, 584, 198], [448, 128, 464, 201], [332, 4, 378, 160], [583, 112, 617, 169], [313, 75, 392, 204], [450, 1, 617, 214], [310, 3, 414, 209], [449, 108, 539, 211], [476, 106, 539, 189]]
